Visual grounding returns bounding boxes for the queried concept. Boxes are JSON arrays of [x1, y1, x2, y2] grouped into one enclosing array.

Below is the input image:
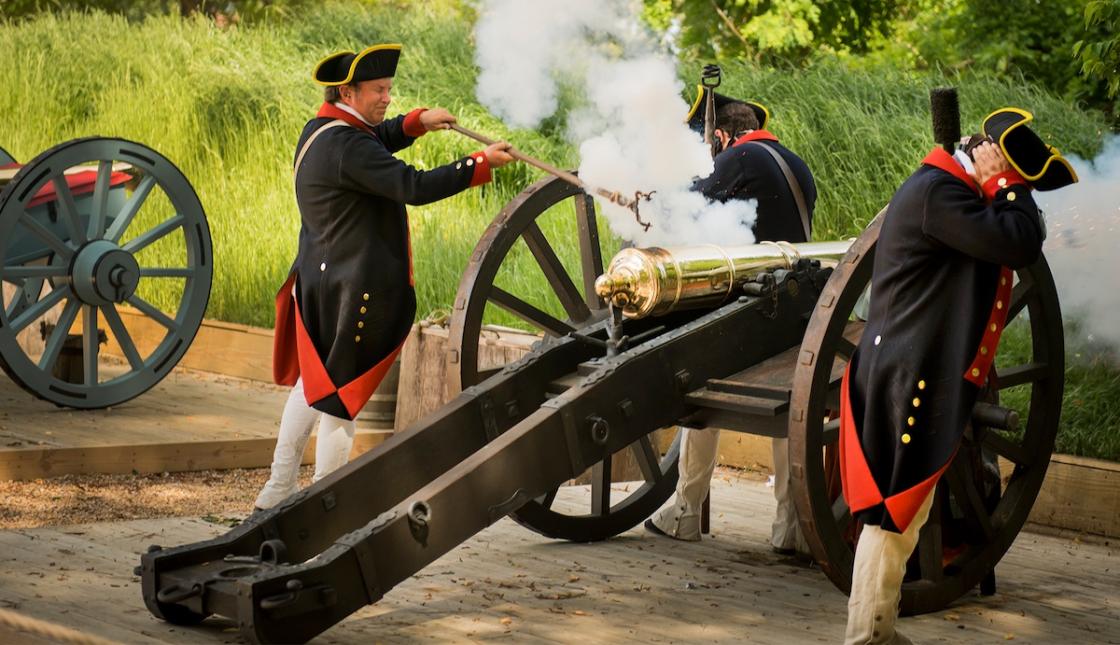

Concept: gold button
[[990, 323, 997, 332], [917, 380, 926, 390], [1007, 192, 1017, 202], [357, 321, 364, 329], [355, 335, 361, 342], [1001, 277, 1007, 286], [980, 346, 988, 355], [360, 306, 367, 314], [912, 397, 921, 407], [363, 293, 370, 301], [997, 177, 1007, 187], [901, 433, 911, 444], [907, 416, 915, 427], [971, 368, 981, 377], [466, 158, 474, 167], [996, 300, 1003, 310]]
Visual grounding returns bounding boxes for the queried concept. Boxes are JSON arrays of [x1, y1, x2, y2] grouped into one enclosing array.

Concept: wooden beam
[[0, 431, 391, 481]]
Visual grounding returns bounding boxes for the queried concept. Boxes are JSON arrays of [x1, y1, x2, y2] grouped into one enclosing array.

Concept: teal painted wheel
[[0, 137, 212, 408]]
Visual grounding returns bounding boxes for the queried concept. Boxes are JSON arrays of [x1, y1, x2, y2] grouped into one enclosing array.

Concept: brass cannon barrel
[[594, 240, 854, 318]]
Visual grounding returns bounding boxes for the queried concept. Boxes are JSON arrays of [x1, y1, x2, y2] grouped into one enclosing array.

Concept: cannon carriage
[[140, 174, 1062, 643], [0, 138, 212, 408]]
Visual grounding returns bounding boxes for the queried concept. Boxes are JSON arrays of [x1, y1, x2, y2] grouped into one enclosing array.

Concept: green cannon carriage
[[0, 138, 212, 408]]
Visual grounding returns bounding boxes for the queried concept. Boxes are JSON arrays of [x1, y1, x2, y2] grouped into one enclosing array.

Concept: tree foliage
[[1075, 0, 1120, 101], [645, 0, 897, 63]]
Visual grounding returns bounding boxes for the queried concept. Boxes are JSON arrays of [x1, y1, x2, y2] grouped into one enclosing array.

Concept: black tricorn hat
[[685, 85, 770, 133], [983, 108, 1078, 191], [313, 44, 402, 86]]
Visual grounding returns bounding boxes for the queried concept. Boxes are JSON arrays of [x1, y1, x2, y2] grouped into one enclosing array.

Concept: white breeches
[[254, 378, 356, 510], [650, 427, 806, 550], [844, 489, 936, 645]]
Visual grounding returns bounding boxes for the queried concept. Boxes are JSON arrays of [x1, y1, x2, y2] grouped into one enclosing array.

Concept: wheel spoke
[[917, 488, 944, 582], [981, 428, 1031, 466], [5, 248, 54, 267], [8, 285, 67, 334], [3, 284, 27, 317], [628, 434, 662, 483], [534, 487, 559, 510], [18, 211, 73, 259], [1, 265, 69, 280], [522, 222, 592, 324], [1006, 275, 1035, 324], [488, 287, 575, 337], [105, 174, 156, 243], [82, 304, 98, 385], [139, 267, 195, 278], [37, 298, 81, 372], [477, 367, 501, 382], [88, 160, 114, 239], [996, 363, 1048, 389], [122, 214, 184, 255], [831, 494, 852, 535], [101, 303, 144, 370], [591, 453, 612, 516], [821, 417, 840, 445], [574, 193, 605, 311], [126, 294, 178, 331], [945, 459, 995, 541], [49, 176, 87, 246]]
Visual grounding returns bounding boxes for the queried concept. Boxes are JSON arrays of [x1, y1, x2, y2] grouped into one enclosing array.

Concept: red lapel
[[316, 102, 374, 135], [921, 147, 980, 195], [732, 129, 779, 147]]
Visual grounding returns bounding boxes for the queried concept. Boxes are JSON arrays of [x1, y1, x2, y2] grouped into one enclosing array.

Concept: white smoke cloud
[[1037, 134, 1120, 355], [473, 0, 757, 247]]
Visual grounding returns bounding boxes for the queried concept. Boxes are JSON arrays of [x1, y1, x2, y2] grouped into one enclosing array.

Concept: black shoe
[[771, 545, 796, 556], [644, 519, 670, 538]]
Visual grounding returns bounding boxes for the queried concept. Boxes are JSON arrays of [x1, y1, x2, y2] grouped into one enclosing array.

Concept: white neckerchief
[[953, 149, 976, 178], [333, 101, 374, 127]]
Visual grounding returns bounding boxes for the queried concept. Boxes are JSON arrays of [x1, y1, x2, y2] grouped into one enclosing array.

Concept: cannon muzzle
[[595, 240, 854, 318]]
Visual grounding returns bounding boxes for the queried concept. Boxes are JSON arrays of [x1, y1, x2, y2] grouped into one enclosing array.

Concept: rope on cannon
[[0, 607, 119, 645]]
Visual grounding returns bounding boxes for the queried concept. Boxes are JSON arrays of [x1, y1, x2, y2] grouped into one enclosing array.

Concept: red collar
[[732, 130, 779, 147], [316, 102, 374, 135], [921, 147, 980, 195]]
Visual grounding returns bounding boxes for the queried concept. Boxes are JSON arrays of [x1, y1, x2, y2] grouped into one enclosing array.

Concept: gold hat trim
[[314, 43, 403, 87], [983, 107, 1079, 184]]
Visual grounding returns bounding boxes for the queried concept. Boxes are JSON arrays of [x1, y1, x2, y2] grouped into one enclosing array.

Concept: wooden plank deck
[[0, 369, 389, 480], [0, 474, 1114, 644]]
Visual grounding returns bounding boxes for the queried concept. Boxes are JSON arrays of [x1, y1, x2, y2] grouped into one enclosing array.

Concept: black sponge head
[[930, 87, 961, 147]]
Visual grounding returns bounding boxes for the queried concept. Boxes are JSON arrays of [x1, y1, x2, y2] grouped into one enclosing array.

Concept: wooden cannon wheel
[[788, 210, 1064, 614], [448, 175, 683, 542], [0, 137, 212, 409]]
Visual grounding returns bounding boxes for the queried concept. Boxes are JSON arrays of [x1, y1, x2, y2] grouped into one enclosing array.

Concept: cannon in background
[[140, 170, 1062, 643], [0, 138, 212, 408]]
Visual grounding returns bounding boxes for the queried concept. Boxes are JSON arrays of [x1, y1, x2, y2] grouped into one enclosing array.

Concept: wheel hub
[[71, 240, 140, 305]]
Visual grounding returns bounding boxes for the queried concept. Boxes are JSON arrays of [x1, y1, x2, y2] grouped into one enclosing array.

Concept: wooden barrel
[[355, 356, 400, 431]]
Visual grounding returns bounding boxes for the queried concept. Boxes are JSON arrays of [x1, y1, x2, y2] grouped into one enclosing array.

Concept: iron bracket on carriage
[[139, 173, 1062, 644], [0, 139, 212, 408]]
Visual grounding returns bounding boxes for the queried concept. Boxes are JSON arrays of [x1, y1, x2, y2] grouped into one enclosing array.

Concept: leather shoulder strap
[[745, 141, 811, 241], [293, 119, 349, 181]]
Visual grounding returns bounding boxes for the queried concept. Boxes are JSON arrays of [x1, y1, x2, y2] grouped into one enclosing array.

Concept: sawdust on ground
[[0, 466, 318, 529]]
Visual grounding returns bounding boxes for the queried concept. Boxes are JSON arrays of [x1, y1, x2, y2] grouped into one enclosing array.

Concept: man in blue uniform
[[840, 109, 1077, 643], [256, 44, 515, 509], [647, 91, 815, 553]]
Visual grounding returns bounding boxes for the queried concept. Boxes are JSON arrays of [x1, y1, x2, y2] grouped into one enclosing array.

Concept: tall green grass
[[2, 4, 1117, 459]]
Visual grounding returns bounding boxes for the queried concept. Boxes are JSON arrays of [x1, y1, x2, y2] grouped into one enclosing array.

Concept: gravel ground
[[0, 466, 318, 530]]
